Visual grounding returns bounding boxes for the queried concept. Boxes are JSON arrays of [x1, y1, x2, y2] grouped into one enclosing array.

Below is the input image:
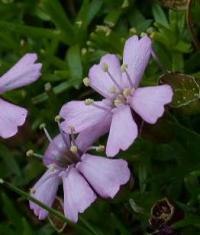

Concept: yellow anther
[[39, 123, 46, 130], [83, 77, 90, 87], [0, 178, 4, 184], [140, 32, 147, 37], [81, 48, 87, 55], [110, 86, 117, 94], [123, 88, 132, 97], [26, 149, 34, 157], [70, 145, 78, 154], [102, 63, 109, 72], [55, 115, 61, 123], [30, 188, 36, 194], [129, 27, 137, 34], [76, 21, 82, 27], [96, 145, 105, 152], [114, 99, 123, 107], [121, 64, 128, 72], [84, 98, 94, 105], [44, 82, 52, 92]]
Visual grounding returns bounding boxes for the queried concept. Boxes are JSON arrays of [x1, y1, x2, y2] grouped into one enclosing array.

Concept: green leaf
[[42, 0, 74, 44], [152, 3, 169, 27], [67, 45, 83, 82], [0, 21, 60, 40], [160, 72, 200, 108]]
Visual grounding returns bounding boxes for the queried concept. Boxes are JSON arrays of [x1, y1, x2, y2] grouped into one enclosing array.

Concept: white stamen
[[26, 149, 43, 159], [39, 123, 53, 142], [55, 115, 62, 123], [121, 64, 134, 87]]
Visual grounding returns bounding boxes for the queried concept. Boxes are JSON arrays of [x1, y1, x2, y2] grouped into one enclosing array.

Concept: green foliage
[[0, 0, 200, 235]]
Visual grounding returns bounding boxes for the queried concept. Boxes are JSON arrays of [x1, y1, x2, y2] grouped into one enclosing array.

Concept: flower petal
[[123, 36, 152, 88], [130, 85, 173, 124], [77, 154, 130, 198], [76, 114, 111, 153], [30, 169, 61, 220], [62, 167, 96, 223], [43, 134, 69, 166], [89, 54, 123, 98], [106, 105, 138, 157], [59, 99, 112, 133], [0, 98, 27, 138], [0, 53, 42, 93]]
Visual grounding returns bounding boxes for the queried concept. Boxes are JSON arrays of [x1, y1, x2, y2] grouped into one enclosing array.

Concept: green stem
[[0, 180, 100, 235]]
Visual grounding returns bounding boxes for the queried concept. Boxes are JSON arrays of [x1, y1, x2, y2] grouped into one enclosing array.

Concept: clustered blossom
[[60, 36, 173, 157], [29, 126, 130, 222], [0, 54, 42, 138], [0, 35, 173, 224]]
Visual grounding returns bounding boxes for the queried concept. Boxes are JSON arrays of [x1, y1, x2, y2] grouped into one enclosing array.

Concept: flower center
[[113, 87, 134, 107]]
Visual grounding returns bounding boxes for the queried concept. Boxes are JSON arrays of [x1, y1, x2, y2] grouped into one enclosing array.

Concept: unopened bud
[[76, 21, 82, 27], [129, 27, 137, 34], [44, 82, 52, 92]]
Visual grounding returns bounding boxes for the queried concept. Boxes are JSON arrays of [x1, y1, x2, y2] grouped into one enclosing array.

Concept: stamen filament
[[107, 71, 123, 91], [26, 149, 43, 159], [40, 123, 53, 143], [121, 64, 134, 87]]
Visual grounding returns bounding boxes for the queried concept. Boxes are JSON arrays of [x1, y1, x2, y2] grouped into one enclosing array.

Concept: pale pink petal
[[59, 99, 112, 133], [106, 105, 138, 157], [77, 154, 130, 198], [76, 114, 111, 153], [0, 98, 27, 138], [0, 53, 42, 93], [29, 169, 61, 220], [43, 134, 70, 166], [130, 85, 173, 124], [62, 167, 96, 223], [89, 54, 123, 98], [123, 36, 152, 88]]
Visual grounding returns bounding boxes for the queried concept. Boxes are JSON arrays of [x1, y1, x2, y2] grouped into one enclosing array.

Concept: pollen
[[114, 98, 123, 107], [102, 63, 109, 72], [121, 64, 128, 72], [70, 145, 78, 154], [123, 88, 132, 97], [83, 77, 90, 87], [84, 98, 94, 105]]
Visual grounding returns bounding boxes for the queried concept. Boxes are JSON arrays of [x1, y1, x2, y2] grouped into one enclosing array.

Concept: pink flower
[[30, 127, 130, 223], [0, 54, 42, 138], [59, 36, 173, 157]]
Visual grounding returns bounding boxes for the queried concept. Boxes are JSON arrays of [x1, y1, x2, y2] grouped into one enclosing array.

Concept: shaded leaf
[[160, 72, 200, 108]]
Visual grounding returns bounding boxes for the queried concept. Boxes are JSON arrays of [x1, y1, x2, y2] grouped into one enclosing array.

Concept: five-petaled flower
[[29, 125, 130, 223], [59, 36, 173, 157], [0, 54, 42, 138]]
